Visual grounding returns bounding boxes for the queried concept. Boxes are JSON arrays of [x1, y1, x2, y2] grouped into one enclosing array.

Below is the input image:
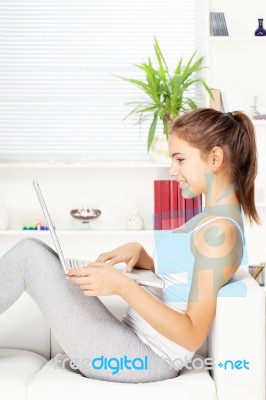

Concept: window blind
[[0, 0, 204, 162]]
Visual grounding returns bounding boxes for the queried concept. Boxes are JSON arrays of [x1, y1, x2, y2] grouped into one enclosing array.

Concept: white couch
[[0, 266, 265, 400]]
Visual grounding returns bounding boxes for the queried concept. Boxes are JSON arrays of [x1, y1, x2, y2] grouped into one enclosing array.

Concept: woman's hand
[[66, 262, 132, 297], [95, 242, 143, 272]]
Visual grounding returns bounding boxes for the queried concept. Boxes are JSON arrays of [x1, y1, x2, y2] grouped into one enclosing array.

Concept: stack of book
[[210, 12, 229, 36], [210, 88, 228, 112], [154, 180, 202, 230]]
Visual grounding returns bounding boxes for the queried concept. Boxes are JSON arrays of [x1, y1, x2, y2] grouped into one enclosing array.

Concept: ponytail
[[230, 111, 260, 225]]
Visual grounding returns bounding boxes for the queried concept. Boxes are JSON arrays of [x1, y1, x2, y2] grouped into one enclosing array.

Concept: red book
[[177, 185, 185, 228], [170, 180, 178, 230], [193, 195, 202, 216], [185, 198, 194, 222], [154, 180, 162, 230], [161, 180, 171, 230]]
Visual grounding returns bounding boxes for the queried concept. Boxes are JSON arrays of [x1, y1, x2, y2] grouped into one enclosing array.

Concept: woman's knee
[[19, 237, 58, 256], [15, 238, 59, 266]]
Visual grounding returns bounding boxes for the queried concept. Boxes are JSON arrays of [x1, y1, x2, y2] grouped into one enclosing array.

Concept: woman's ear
[[209, 146, 224, 172]]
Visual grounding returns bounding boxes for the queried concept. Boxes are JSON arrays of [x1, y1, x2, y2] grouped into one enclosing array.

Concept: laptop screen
[[33, 181, 67, 271]]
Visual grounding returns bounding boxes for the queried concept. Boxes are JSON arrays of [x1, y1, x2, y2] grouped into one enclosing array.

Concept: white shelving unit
[[205, 0, 266, 266]]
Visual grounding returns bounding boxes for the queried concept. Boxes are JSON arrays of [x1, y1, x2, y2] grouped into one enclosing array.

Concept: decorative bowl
[[70, 208, 101, 230]]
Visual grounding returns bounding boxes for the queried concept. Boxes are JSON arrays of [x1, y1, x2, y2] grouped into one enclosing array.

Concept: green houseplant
[[117, 38, 213, 153]]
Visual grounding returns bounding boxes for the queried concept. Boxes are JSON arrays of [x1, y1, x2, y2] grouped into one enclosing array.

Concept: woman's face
[[168, 135, 212, 198]]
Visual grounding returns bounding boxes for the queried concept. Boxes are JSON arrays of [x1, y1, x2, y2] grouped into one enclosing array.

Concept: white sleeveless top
[[122, 216, 245, 372]]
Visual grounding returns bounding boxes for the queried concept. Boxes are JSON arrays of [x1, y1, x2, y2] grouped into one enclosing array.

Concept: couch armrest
[[208, 267, 265, 400]]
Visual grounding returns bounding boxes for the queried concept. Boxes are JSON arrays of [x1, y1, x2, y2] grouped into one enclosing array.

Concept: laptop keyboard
[[68, 258, 91, 268]]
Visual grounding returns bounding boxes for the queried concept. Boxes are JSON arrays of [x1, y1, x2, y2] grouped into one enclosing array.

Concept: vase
[[151, 134, 170, 164], [254, 19, 266, 36], [126, 211, 144, 230], [252, 95, 266, 119]]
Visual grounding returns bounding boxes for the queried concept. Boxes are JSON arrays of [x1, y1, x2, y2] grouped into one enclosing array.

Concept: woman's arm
[[134, 245, 155, 272], [119, 279, 196, 351]]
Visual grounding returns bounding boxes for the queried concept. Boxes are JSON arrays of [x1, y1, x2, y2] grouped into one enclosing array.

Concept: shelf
[[0, 160, 171, 169], [0, 230, 156, 236], [209, 36, 266, 43]]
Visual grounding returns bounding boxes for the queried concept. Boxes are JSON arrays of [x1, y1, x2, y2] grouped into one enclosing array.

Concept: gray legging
[[0, 237, 178, 383]]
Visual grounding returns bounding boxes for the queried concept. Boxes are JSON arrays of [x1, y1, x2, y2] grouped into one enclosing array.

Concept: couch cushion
[[27, 354, 216, 400], [0, 348, 48, 400]]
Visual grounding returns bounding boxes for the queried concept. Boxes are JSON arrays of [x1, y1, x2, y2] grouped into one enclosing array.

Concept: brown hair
[[170, 108, 260, 226]]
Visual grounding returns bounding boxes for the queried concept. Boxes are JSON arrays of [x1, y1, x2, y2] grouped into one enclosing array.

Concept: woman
[[0, 108, 260, 383]]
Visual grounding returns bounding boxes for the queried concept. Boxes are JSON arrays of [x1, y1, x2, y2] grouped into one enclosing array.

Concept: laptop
[[33, 180, 165, 289]]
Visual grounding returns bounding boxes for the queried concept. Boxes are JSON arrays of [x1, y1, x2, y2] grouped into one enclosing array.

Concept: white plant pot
[[151, 134, 170, 164]]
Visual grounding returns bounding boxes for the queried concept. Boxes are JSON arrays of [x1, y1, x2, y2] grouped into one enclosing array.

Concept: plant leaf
[[147, 113, 158, 152], [122, 103, 144, 121], [154, 38, 168, 83], [136, 105, 158, 113], [154, 36, 169, 72], [122, 77, 152, 94], [185, 98, 198, 109], [181, 53, 205, 84], [174, 57, 183, 75], [135, 60, 161, 104], [163, 118, 169, 139], [181, 51, 197, 81], [170, 74, 183, 115], [198, 79, 214, 100]]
